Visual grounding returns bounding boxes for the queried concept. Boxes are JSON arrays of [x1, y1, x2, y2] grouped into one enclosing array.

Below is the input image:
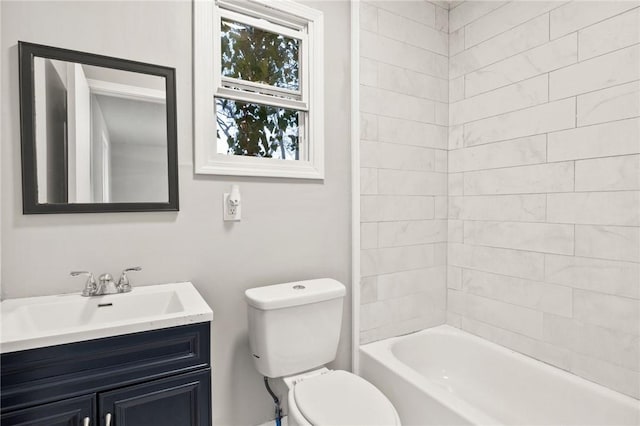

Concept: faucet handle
[[117, 266, 141, 292], [71, 271, 97, 297]]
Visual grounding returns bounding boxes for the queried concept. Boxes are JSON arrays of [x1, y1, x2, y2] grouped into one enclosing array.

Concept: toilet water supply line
[[264, 377, 283, 426]]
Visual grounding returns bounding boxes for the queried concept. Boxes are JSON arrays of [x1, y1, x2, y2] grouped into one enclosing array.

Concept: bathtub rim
[[360, 326, 497, 425], [360, 324, 640, 424]]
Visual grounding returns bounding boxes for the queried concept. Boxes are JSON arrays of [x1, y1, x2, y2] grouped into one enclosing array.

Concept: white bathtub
[[360, 325, 640, 426]]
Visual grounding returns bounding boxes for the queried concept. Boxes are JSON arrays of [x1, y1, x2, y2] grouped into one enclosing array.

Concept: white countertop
[[1, 282, 213, 353]]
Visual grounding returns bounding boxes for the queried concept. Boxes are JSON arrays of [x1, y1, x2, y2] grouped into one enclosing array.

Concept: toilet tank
[[245, 279, 346, 378]]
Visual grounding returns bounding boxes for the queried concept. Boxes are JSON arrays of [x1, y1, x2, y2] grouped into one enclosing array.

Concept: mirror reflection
[[33, 58, 168, 204]]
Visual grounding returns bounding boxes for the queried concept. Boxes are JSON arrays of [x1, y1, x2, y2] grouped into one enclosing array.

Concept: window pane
[[220, 19, 300, 92], [215, 97, 301, 160]]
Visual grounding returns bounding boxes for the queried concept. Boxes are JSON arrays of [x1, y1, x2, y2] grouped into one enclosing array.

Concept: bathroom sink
[[1, 282, 213, 353]]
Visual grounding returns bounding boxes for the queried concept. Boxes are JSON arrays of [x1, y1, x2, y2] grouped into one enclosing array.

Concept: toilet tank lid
[[245, 279, 346, 310]]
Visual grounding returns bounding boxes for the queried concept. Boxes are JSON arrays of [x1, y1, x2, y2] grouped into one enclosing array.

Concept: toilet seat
[[292, 370, 400, 426]]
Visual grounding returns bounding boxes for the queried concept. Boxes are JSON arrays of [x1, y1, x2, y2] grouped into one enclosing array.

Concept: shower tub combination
[[360, 325, 640, 426]]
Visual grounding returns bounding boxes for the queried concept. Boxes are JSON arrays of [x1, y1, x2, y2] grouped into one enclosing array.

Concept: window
[[194, 0, 324, 179]]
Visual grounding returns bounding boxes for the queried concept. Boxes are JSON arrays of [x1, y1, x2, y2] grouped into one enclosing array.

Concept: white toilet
[[245, 278, 401, 426]]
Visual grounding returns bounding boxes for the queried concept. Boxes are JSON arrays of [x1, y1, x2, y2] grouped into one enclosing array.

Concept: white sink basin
[[1, 282, 213, 353]]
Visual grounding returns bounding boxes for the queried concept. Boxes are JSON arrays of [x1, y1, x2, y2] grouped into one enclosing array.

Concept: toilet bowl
[[245, 279, 401, 426], [284, 369, 401, 426]]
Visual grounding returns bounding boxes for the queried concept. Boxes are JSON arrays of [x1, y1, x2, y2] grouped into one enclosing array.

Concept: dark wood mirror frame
[[19, 41, 179, 214]]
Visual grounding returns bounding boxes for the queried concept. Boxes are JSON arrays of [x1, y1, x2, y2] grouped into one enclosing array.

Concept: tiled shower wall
[[359, 1, 449, 343], [446, 1, 640, 398]]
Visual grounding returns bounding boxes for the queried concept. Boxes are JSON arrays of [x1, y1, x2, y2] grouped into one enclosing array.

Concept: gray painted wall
[[0, 1, 352, 425]]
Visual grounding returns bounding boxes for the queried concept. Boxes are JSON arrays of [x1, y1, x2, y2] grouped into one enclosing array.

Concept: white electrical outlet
[[223, 193, 241, 221]]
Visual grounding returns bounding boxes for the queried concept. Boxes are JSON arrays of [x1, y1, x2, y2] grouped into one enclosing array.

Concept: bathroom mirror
[[19, 42, 178, 213]]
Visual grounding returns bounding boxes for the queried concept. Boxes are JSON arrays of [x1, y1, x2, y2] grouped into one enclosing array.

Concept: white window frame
[[194, 0, 324, 179]]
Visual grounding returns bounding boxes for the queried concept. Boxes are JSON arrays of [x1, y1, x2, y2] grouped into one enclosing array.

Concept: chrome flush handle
[[105, 412, 112, 426], [83, 416, 90, 426]]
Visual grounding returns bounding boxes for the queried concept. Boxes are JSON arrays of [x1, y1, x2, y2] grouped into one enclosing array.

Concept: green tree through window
[[217, 20, 301, 160]]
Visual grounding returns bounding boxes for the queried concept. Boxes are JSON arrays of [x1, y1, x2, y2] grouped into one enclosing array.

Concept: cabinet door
[[98, 369, 211, 426], [0, 394, 95, 426]]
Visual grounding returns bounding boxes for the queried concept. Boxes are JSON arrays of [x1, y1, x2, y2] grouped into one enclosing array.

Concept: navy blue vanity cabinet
[[98, 370, 210, 426], [0, 323, 212, 426], [0, 394, 95, 426]]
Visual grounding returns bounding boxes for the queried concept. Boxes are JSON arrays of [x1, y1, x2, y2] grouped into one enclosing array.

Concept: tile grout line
[[453, 113, 640, 151], [373, 1, 445, 34], [449, 149, 640, 170], [358, 107, 449, 129], [362, 84, 448, 107], [447, 117, 639, 150], [545, 134, 549, 163], [361, 27, 449, 61], [462, 2, 568, 51], [451, 78, 640, 129], [362, 188, 640, 201], [449, 1, 511, 37], [447, 218, 640, 231], [446, 256, 639, 297], [455, 40, 640, 98], [576, 24, 580, 61], [451, 12, 553, 74], [450, 238, 640, 265], [552, 5, 640, 42], [451, 73, 548, 108], [455, 3, 637, 63]]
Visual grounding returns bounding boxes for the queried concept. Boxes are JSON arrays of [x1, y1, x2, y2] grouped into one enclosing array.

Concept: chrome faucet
[[96, 273, 118, 295], [117, 266, 142, 293], [71, 267, 142, 296], [71, 271, 97, 297]]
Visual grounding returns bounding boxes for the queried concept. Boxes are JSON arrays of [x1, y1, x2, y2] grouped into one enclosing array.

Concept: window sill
[[195, 155, 324, 180]]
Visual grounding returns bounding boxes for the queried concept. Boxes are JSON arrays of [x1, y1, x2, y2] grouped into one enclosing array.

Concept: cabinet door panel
[[0, 394, 94, 426], [99, 369, 210, 426], [2, 323, 210, 414]]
